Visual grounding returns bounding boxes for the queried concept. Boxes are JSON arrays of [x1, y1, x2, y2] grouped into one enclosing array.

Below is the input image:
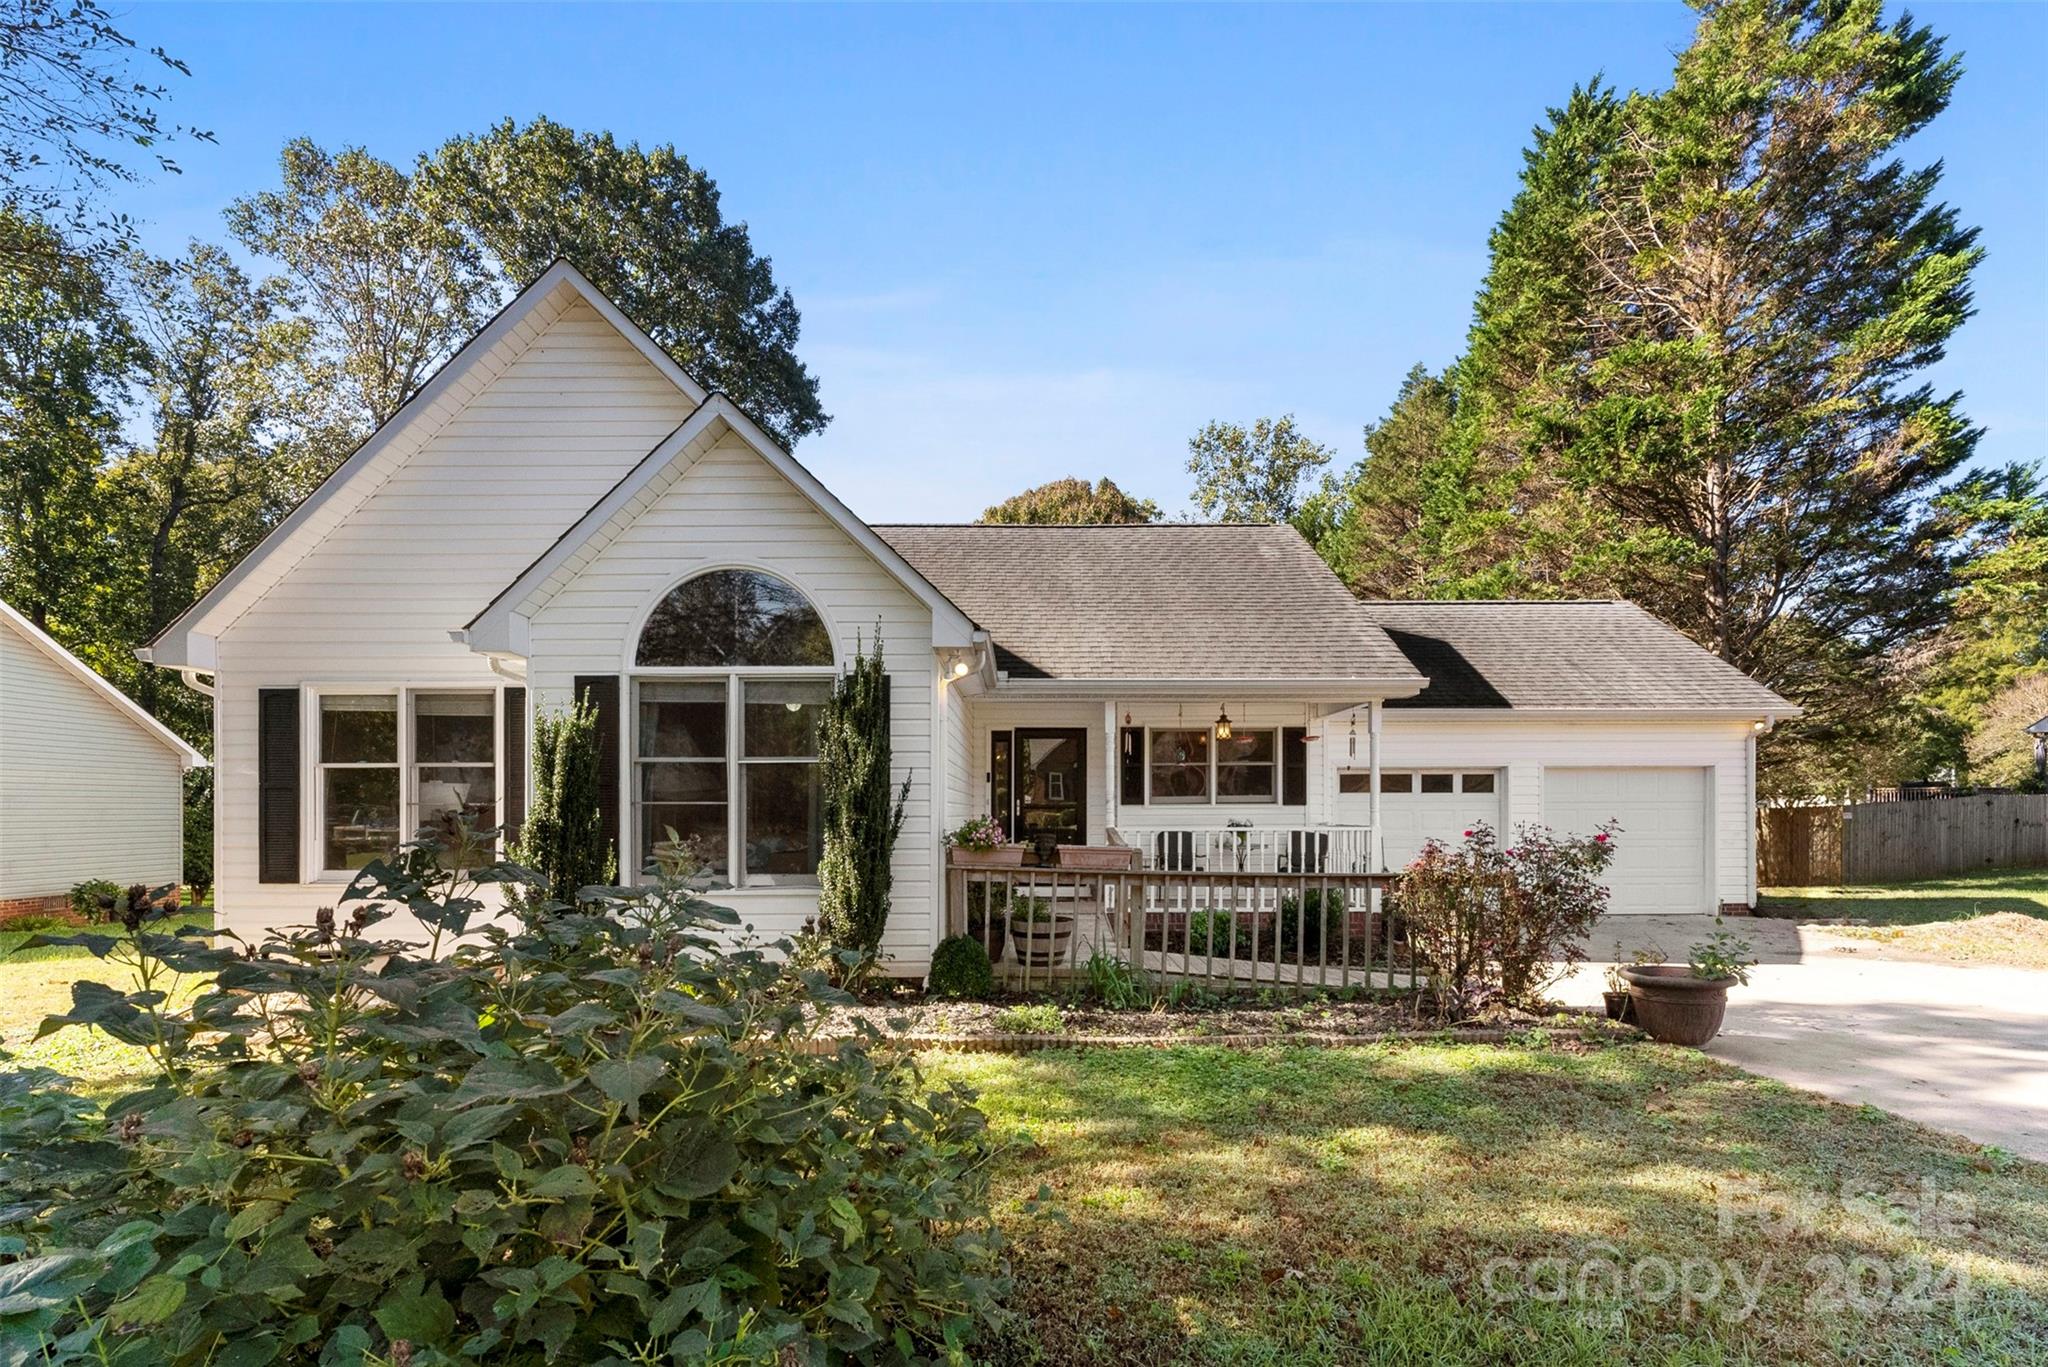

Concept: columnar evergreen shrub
[[511, 697, 615, 904], [817, 632, 909, 958], [0, 841, 1016, 1364]]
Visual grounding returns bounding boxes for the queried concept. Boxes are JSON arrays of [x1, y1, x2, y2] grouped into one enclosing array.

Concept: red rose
[[1463, 829, 1474, 838], [1594, 833, 1609, 844]]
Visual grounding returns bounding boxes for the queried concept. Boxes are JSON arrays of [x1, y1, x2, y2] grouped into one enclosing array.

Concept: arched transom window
[[636, 568, 832, 668], [632, 569, 834, 886]]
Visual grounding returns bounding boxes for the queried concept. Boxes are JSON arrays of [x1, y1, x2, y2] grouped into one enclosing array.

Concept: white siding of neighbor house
[[523, 437, 943, 971], [1, 622, 185, 899], [209, 296, 699, 939], [1345, 711, 1758, 907]]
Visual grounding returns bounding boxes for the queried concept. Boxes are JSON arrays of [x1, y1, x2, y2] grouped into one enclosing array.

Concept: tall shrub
[[511, 697, 614, 904], [1401, 822, 1618, 1018], [817, 632, 909, 957]]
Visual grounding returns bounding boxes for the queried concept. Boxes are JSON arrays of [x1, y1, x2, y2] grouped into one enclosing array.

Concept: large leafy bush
[[0, 839, 1016, 1365], [1399, 822, 1619, 1018]]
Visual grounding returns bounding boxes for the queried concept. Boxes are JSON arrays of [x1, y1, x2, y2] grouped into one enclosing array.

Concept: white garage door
[[1336, 770, 1504, 870], [1542, 767, 1710, 915]]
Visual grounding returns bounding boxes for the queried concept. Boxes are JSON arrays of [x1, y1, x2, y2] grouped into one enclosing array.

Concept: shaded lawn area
[[0, 912, 215, 1092], [933, 1043, 2048, 1366], [1760, 870, 2048, 969]]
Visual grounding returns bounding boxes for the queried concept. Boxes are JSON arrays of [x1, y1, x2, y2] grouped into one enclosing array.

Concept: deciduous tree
[[1186, 413, 1331, 525], [979, 476, 1160, 525]]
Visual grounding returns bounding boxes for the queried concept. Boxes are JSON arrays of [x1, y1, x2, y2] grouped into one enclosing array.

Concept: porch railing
[[944, 855, 1411, 997], [1117, 824, 1377, 875]]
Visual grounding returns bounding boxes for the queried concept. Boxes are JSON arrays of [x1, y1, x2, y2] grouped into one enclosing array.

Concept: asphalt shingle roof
[[1361, 600, 1792, 711], [872, 524, 1422, 683]]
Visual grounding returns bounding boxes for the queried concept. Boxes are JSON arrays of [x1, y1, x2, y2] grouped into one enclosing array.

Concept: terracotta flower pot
[[1008, 911, 1075, 968], [1622, 965, 1733, 1047], [949, 844, 1027, 868]]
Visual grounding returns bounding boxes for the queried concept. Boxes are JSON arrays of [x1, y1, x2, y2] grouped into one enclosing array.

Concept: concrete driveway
[[1564, 916, 2048, 1162]]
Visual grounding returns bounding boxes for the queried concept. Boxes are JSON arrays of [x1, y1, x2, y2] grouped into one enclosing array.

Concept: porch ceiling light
[[1214, 707, 1233, 741]]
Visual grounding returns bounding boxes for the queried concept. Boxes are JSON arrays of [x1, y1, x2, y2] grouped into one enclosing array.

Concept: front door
[[1010, 728, 1087, 847]]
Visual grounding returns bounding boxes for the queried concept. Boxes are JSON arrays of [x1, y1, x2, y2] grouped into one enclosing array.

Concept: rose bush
[[1398, 821, 1620, 1018], [0, 835, 1026, 1365]]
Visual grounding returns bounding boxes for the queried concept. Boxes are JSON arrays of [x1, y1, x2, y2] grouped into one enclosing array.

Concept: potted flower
[[1622, 921, 1755, 1047], [1007, 895, 1075, 968], [945, 814, 1026, 867], [1601, 949, 1632, 1023]]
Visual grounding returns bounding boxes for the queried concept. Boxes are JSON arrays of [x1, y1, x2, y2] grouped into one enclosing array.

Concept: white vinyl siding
[[1, 622, 185, 899], [210, 296, 696, 939], [523, 438, 939, 970], [1325, 710, 1756, 910]]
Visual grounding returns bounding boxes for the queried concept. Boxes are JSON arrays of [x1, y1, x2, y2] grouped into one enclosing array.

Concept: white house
[[2, 600, 205, 917], [141, 262, 1798, 970]]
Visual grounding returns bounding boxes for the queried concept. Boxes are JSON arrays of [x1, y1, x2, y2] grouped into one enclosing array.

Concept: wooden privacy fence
[[1760, 794, 2048, 886]]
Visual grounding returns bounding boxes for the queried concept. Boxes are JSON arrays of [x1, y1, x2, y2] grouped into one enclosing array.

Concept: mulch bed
[[806, 995, 1639, 1051]]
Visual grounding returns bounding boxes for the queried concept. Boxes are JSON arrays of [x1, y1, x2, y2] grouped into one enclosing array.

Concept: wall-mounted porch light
[[1214, 706, 1233, 741]]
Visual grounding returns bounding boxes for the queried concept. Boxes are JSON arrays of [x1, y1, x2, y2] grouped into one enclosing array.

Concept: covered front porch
[[944, 686, 1408, 991]]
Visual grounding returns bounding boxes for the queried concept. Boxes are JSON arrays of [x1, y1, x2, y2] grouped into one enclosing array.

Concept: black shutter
[[1120, 727, 1145, 807], [1282, 726, 1308, 807], [257, 688, 301, 883], [503, 687, 527, 846], [574, 675, 621, 869]]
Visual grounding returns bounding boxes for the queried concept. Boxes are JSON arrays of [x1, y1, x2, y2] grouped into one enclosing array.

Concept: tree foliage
[[1185, 414, 1332, 524], [0, 0, 209, 271], [817, 633, 909, 959], [227, 139, 494, 429], [0, 207, 131, 633], [0, 842, 1013, 1363], [421, 117, 827, 447], [1310, 0, 1991, 796], [978, 476, 1160, 525]]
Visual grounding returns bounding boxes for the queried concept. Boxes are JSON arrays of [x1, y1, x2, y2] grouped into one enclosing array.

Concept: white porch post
[[1368, 699, 1384, 871], [1104, 700, 1119, 835]]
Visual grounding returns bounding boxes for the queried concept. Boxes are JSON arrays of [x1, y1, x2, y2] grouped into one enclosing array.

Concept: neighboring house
[[2, 600, 205, 918], [141, 262, 1798, 969]]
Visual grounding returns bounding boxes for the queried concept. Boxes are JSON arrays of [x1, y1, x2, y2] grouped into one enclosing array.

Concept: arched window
[[632, 569, 834, 886], [636, 568, 832, 668]]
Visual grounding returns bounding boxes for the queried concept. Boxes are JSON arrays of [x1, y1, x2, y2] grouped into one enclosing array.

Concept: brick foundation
[[1718, 902, 1755, 918], [0, 893, 76, 926]]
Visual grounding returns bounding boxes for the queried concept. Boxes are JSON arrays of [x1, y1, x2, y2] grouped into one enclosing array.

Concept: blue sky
[[116, 2, 2046, 523]]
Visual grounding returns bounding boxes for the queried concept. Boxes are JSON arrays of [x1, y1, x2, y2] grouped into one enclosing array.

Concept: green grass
[[1759, 870, 2048, 926], [932, 1043, 2048, 1365], [1760, 871, 2048, 968], [0, 911, 215, 1092]]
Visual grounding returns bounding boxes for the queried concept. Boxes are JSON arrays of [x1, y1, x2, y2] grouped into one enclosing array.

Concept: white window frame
[[302, 683, 507, 883], [628, 667, 836, 889], [1141, 725, 1280, 806], [1339, 769, 1499, 796]]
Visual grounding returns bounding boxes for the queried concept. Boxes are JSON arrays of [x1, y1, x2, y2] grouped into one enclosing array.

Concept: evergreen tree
[[513, 699, 616, 905], [817, 633, 909, 959]]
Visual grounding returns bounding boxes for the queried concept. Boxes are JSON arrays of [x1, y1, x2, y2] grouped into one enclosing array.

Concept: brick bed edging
[[792, 1025, 1639, 1055]]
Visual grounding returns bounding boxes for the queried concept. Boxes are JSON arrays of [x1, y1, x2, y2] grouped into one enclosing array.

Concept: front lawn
[[935, 1042, 2048, 1365], [1760, 870, 2048, 968], [0, 911, 214, 1091]]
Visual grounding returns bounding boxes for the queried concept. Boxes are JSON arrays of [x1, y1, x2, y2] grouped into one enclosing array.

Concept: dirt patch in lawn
[[1813, 910, 2048, 970]]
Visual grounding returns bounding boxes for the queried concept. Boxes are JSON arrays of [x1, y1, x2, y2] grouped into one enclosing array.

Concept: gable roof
[[1360, 600, 1797, 714], [461, 395, 979, 654], [141, 260, 706, 670], [2028, 715, 2048, 736], [871, 523, 1426, 690], [2, 601, 205, 767]]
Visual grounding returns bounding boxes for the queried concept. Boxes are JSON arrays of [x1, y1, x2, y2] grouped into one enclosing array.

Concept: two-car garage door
[[1542, 767, 1711, 915]]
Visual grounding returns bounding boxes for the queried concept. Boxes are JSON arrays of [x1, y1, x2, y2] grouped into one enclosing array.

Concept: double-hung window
[[316, 689, 498, 876], [1144, 726, 1277, 804], [631, 568, 836, 886]]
